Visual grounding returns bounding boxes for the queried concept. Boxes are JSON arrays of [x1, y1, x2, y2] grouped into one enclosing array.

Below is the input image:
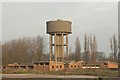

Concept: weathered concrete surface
[[46, 19, 72, 34]]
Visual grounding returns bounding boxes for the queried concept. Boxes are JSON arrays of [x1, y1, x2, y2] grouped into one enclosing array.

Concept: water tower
[[46, 19, 72, 63]]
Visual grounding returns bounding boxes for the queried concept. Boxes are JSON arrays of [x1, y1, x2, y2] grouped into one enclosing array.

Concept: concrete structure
[[46, 19, 72, 71], [46, 19, 71, 63]]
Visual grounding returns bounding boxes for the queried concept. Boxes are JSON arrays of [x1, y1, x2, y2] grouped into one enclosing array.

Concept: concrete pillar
[[49, 34, 52, 61], [49, 33, 70, 63], [62, 33, 64, 62], [54, 33, 57, 63], [66, 33, 68, 62]]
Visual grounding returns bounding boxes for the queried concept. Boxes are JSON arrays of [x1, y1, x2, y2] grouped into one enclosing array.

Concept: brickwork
[[33, 62, 49, 71], [69, 61, 82, 69], [2, 61, 119, 71], [49, 61, 64, 71], [107, 61, 118, 68]]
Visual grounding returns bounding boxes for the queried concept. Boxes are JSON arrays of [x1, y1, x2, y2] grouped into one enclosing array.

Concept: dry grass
[[2, 68, 118, 77]]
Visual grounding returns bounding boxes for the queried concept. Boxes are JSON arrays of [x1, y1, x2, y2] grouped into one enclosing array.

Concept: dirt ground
[[2, 74, 98, 78]]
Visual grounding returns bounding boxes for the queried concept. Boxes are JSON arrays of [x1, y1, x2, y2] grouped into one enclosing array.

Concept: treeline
[[69, 34, 118, 63], [2, 34, 118, 65], [2, 35, 49, 65]]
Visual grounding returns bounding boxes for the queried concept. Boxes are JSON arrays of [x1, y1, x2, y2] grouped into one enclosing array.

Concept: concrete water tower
[[46, 19, 72, 63]]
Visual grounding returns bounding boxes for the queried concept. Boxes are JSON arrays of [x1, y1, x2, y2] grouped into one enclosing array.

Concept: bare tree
[[110, 37, 114, 61], [68, 46, 75, 61], [92, 35, 97, 62], [33, 35, 45, 62], [89, 34, 93, 62], [2, 35, 47, 65], [109, 34, 118, 62], [75, 37, 81, 61], [84, 34, 90, 62], [118, 36, 120, 77], [88, 34, 97, 62], [96, 52, 106, 61], [113, 34, 117, 61], [2, 42, 11, 65], [87, 36, 90, 61]]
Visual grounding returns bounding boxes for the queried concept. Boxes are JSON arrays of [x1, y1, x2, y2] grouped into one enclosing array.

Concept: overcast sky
[[2, 2, 118, 56]]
